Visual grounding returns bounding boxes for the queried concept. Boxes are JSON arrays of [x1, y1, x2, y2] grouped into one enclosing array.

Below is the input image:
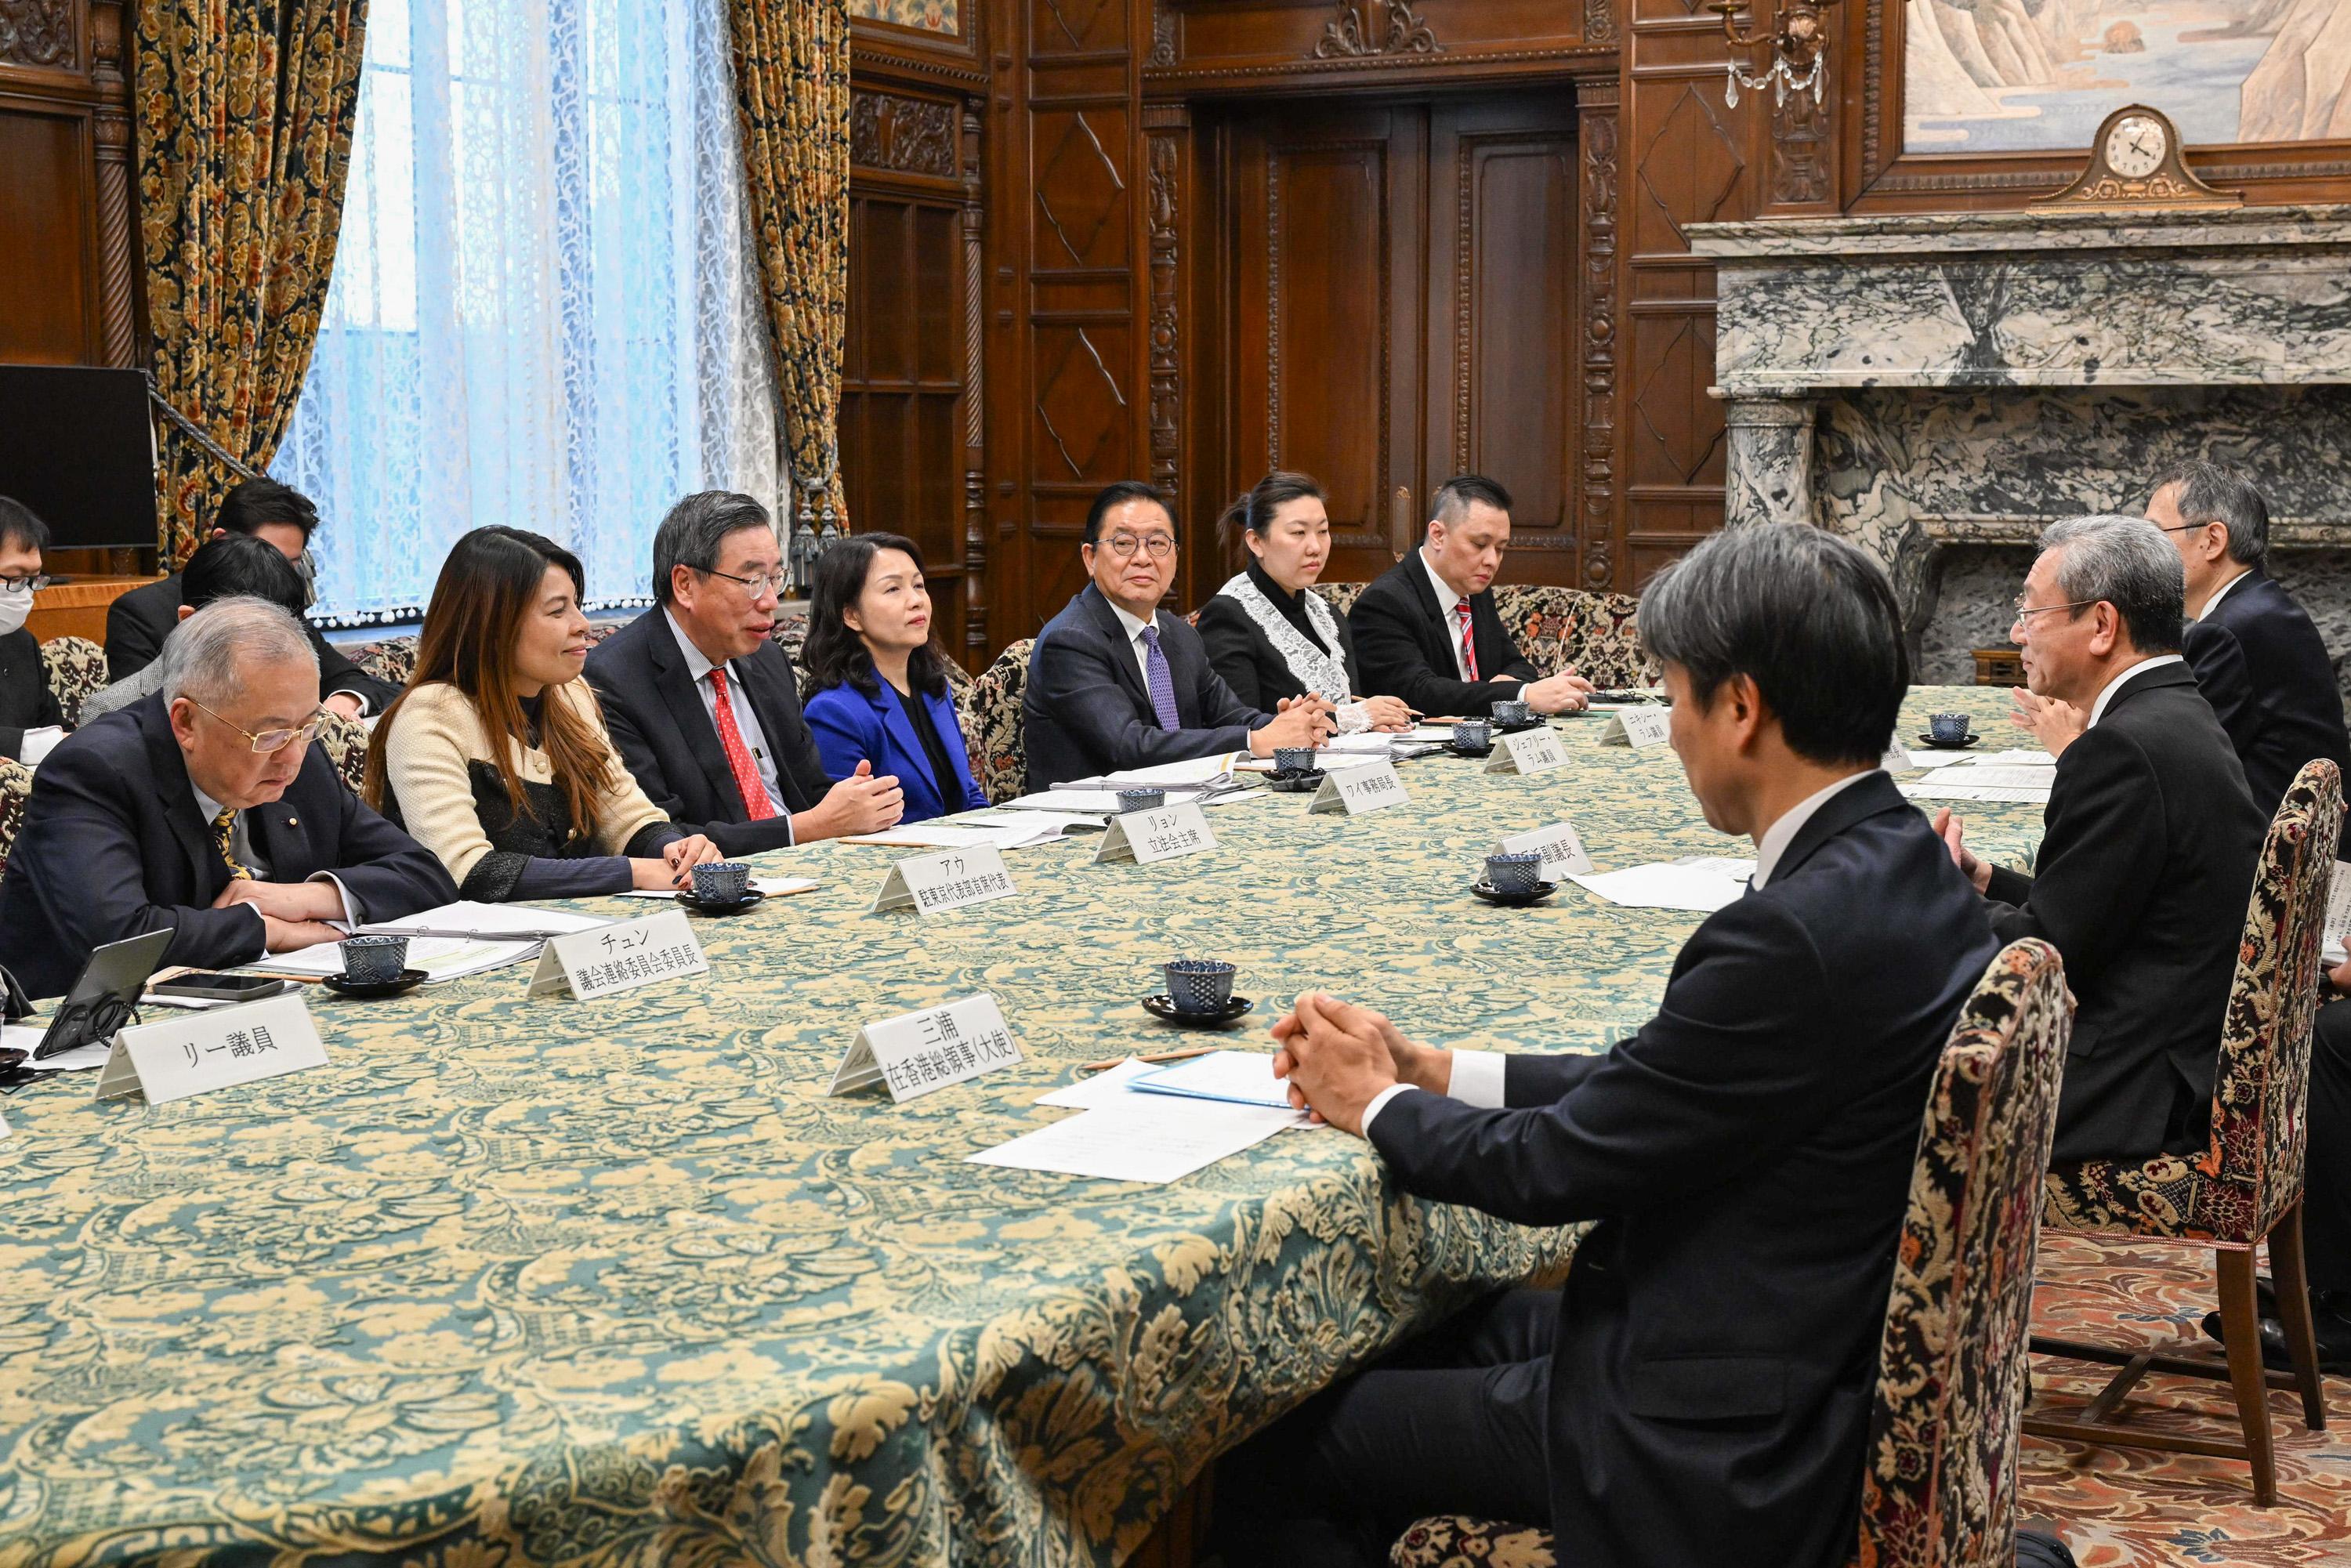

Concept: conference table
[[0, 686, 2045, 1568]]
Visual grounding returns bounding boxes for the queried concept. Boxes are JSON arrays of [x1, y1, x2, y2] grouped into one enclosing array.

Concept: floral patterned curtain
[[136, 0, 370, 564], [726, 0, 852, 533]]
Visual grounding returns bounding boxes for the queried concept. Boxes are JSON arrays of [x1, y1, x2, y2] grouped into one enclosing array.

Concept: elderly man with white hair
[[0, 596, 455, 998]]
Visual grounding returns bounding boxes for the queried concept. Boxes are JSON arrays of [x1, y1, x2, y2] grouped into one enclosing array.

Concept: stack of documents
[[242, 901, 607, 983], [1568, 856, 1756, 913], [618, 875, 817, 899], [846, 813, 1101, 850], [973, 1052, 1310, 1184], [1057, 753, 1261, 804], [1897, 758, 2056, 804]]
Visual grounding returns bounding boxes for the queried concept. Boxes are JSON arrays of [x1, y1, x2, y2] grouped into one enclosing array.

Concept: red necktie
[[707, 667, 777, 820], [1454, 601, 1480, 682]]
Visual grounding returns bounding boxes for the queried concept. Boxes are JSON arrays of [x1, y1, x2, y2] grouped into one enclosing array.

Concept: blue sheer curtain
[[273, 0, 783, 625]]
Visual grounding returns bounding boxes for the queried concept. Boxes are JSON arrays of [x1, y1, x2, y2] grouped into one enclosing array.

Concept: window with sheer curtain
[[273, 0, 783, 626]]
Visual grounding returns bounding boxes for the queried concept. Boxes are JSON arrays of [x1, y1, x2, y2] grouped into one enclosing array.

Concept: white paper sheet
[[245, 902, 605, 982], [967, 1103, 1291, 1184], [1062, 753, 1245, 789], [2, 1022, 110, 1073], [1896, 780, 2052, 805], [1929, 765, 2056, 789], [1000, 789, 1130, 813], [846, 817, 1095, 850], [1132, 1049, 1294, 1110], [615, 876, 818, 898], [1034, 1057, 1158, 1109], [1567, 858, 1754, 913]]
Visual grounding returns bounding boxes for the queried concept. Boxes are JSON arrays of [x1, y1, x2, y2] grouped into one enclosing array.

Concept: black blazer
[[581, 609, 835, 857], [1021, 585, 1266, 789], [1368, 773, 2000, 1568], [2183, 570, 2350, 817], [1195, 580, 1368, 711], [1983, 661, 2266, 1164], [0, 694, 456, 998], [0, 627, 64, 760], [1348, 553, 1540, 717], [103, 573, 402, 713]]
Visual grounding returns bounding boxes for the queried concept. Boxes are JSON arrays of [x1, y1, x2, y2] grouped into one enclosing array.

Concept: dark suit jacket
[[1369, 773, 2000, 1568], [1021, 585, 1267, 788], [582, 609, 835, 857], [103, 573, 402, 712], [803, 679, 988, 824], [1983, 661, 2265, 1164], [1195, 584, 1368, 711], [2182, 569, 2350, 817], [0, 694, 456, 998], [1347, 553, 1540, 716], [0, 627, 64, 760]]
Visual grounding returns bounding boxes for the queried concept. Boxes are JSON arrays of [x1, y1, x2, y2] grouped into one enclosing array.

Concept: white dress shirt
[[1419, 549, 1476, 681], [190, 783, 363, 942], [2193, 569, 2254, 622], [1105, 599, 1161, 688], [665, 610, 790, 837], [2087, 654, 2186, 728]]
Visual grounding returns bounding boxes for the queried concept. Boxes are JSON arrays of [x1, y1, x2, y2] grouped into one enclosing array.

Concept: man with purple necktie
[[1023, 481, 1335, 791]]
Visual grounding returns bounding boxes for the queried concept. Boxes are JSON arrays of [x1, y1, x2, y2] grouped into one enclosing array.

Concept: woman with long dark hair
[[367, 526, 723, 900], [802, 533, 987, 823]]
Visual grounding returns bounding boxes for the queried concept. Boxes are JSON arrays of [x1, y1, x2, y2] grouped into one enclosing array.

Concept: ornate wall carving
[[1313, 0, 1439, 60], [0, 0, 74, 67], [1770, 73, 1831, 207], [1578, 89, 1620, 590], [1584, 0, 1616, 47], [849, 88, 958, 177], [1144, 106, 1186, 496]]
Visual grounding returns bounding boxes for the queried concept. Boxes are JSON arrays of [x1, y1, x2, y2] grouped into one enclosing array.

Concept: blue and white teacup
[[1118, 788, 1166, 813], [339, 935, 409, 984], [691, 861, 754, 905], [1484, 853, 1545, 895], [1453, 719, 1491, 749], [1929, 712, 1972, 745], [1492, 699, 1534, 727], [1164, 958, 1238, 1014], [1273, 747, 1320, 774]]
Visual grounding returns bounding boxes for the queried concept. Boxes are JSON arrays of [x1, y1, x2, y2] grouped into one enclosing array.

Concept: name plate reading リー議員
[[95, 990, 331, 1103], [1599, 707, 1672, 748], [827, 992, 1024, 1102], [1093, 802, 1217, 865], [1486, 726, 1569, 776], [528, 909, 709, 1000], [1495, 820, 1595, 878], [871, 845, 1020, 915], [1310, 759, 1410, 816]]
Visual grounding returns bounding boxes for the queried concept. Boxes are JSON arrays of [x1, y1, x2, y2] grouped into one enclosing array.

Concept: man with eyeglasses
[[1023, 480, 1335, 789], [1933, 513, 2263, 1164], [0, 495, 69, 764], [0, 597, 456, 999], [587, 491, 903, 853]]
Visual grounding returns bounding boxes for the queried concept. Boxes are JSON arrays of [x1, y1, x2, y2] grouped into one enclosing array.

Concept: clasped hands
[[1269, 991, 1449, 1137], [1250, 694, 1341, 755]]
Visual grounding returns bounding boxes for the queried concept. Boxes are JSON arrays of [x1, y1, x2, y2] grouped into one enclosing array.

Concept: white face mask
[[0, 590, 31, 638]]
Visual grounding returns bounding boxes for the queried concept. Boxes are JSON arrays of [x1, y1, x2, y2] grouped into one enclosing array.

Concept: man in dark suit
[[1221, 525, 2001, 1568], [1937, 514, 2265, 1165], [0, 598, 455, 998], [104, 476, 400, 717], [586, 491, 903, 854], [0, 496, 67, 764], [1023, 480, 1332, 789], [1347, 475, 1595, 719]]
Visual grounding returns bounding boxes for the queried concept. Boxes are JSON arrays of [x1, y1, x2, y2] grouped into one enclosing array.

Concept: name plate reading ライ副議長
[[826, 992, 1024, 1102], [95, 990, 330, 1103], [870, 845, 1019, 915], [1495, 820, 1595, 878], [1310, 759, 1410, 816], [527, 909, 709, 1000], [1599, 707, 1672, 748], [1485, 726, 1569, 776], [1093, 802, 1217, 865]]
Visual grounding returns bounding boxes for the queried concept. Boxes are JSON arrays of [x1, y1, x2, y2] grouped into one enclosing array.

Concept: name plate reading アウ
[[95, 990, 330, 1103], [1094, 802, 1217, 866], [827, 992, 1023, 1102], [1486, 726, 1569, 776], [528, 909, 709, 1001], [1310, 759, 1410, 817], [871, 845, 1019, 915], [1599, 706, 1672, 748], [1496, 820, 1595, 879]]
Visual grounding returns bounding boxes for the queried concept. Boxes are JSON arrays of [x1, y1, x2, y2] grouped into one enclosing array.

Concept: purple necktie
[[1141, 625, 1183, 730]]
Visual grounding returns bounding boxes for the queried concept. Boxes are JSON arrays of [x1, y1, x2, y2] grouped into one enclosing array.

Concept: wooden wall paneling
[[2, 0, 136, 371], [960, 96, 989, 667], [1576, 77, 1619, 591], [1147, 0, 1614, 94]]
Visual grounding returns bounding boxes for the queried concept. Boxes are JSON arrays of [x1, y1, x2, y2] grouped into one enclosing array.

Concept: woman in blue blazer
[[802, 532, 989, 824]]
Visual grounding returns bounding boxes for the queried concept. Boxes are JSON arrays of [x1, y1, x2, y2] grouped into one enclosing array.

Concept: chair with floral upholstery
[[0, 755, 33, 882], [38, 636, 110, 729], [312, 708, 371, 797], [958, 639, 1034, 805], [346, 635, 418, 690], [1310, 582, 1367, 620], [2028, 758, 2342, 1505], [1488, 585, 1649, 688], [1392, 937, 2074, 1568]]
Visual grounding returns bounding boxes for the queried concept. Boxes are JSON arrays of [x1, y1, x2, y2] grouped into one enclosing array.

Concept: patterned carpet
[[2023, 1233, 2351, 1566]]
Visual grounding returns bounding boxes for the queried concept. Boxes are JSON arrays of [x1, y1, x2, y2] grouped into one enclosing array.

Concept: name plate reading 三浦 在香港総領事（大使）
[[827, 992, 1024, 1103]]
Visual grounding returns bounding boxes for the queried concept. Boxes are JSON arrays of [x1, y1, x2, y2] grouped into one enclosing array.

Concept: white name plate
[[1094, 802, 1217, 866], [1599, 706, 1672, 748], [871, 845, 1019, 915], [528, 909, 708, 1000], [1496, 820, 1595, 879], [827, 992, 1023, 1101], [1486, 726, 1569, 776], [1310, 759, 1411, 816], [96, 990, 329, 1103]]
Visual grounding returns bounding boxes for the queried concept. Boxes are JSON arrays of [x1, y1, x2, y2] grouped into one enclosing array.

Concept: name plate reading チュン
[[95, 990, 330, 1103], [827, 992, 1024, 1102], [1494, 820, 1595, 879], [1599, 707, 1672, 748], [1486, 726, 1569, 776], [1093, 802, 1217, 865], [871, 845, 1020, 915], [529, 909, 709, 1001], [1310, 759, 1411, 817]]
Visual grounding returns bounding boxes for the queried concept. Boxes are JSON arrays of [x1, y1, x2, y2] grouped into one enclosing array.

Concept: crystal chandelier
[[1705, 0, 1838, 109]]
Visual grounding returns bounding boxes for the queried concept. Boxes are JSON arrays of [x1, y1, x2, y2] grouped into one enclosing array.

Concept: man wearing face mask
[[102, 477, 397, 719], [0, 496, 69, 764]]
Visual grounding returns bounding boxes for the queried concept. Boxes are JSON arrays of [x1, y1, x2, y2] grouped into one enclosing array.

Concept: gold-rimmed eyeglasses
[[1096, 533, 1176, 562], [191, 700, 329, 755]]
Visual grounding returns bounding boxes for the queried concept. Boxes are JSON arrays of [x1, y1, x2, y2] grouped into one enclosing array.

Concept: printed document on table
[[1039, 1057, 1313, 1126], [967, 1103, 1290, 1184], [1132, 1050, 1295, 1110], [1000, 789, 1130, 814], [1568, 858, 1754, 913], [617, 876, 819, 898], [243, 901, 605, 981], [1930, 765, 2055, 789]]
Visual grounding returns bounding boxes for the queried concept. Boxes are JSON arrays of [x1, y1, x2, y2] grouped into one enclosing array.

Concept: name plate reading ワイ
[[1094, 802, 1217, 866], [828, 992, 1024, 1102], [95, 990, 330, 1103], [1486, 726, 1569, 776], [1310, 759, 1411, 817], [1599, 706, 1672, 748], [529, 909, 709, 1001], [1495, 820, 1595, 879], [871, 845, 1020, 915]]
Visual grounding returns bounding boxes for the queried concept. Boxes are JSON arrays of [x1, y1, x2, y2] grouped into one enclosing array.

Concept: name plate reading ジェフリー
[[870, 845, 1019, 915], [528, 909, 709, 1000], [1495, 820, 1595, 879], [1485, 726, 1569, 776], [826, 991, 1023, 1101], [95, 990, 330, 1103], [1599, 706, 1672, 748], [1093, 802, 1217, 866], [1310, 759, 1410, 816]]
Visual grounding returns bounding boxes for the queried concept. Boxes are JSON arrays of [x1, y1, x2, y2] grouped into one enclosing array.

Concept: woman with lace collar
[[1196, 473, 1413, 737]]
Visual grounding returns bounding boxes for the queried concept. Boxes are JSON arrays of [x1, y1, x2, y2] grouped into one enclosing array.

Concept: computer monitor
[[0, 364, 158, 550]]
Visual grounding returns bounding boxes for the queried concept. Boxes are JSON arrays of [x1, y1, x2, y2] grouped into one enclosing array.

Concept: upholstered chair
[[38, 636, 110, 729], [958, 638, 1034, 806]]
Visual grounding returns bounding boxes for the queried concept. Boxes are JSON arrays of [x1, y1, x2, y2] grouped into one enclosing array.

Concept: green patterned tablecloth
[[0, 688, 2044, 1567]]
